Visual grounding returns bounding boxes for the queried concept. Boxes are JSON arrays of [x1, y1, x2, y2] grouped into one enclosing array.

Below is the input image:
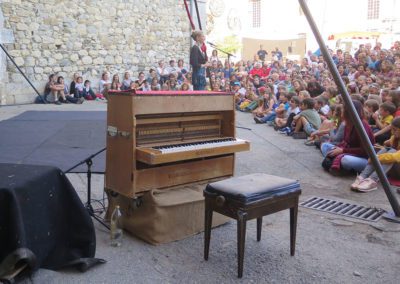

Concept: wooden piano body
[[105, 90, 250, 198]]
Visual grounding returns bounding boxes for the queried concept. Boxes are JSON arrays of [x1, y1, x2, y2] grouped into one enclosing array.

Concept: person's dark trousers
[[375, 132, 391, 145], [284, 113, 296, 129], [160, 75, 169, 85], [75, 90, 84, 98], [65, 96, 79, 103]]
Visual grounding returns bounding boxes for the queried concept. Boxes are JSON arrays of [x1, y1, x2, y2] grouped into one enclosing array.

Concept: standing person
[[190, 30, 209, 91], [257, 45, 268, 63]]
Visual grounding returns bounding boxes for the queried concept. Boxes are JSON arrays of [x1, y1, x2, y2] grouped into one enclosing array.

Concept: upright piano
[[105, 90, 250, 198]]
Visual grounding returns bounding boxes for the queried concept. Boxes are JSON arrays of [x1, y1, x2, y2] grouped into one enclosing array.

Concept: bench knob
[[216, 195, 225, 206]]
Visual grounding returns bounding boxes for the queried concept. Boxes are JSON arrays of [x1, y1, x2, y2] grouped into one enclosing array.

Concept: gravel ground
[[1, 102, 399, 284]]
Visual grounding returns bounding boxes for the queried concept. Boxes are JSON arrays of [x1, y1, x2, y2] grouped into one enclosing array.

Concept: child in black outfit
[[82, 80, 97, 100]]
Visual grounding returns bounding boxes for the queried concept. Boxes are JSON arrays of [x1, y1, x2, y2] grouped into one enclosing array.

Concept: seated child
[[241, 85, 260, 112], [315, 97, 330, 121], [364, 99, 380, 127], [252, 85, 275, 118], [253, 85, 281, 124], [298, 90, 311, 101], [326, 87, 338, 106], [273, 93, 293, 128], [82, 80, 97, 100], [292, 98, 321, 137], [372, 101, 396, 144], [305, 104, 343, 145], [276, 96, 301, 131], [74, 76, 85, 98], [351, 117, 400, 192]]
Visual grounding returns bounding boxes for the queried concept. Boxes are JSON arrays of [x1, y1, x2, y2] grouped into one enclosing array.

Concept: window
[[367, 0, 380, 20], [249, 0, 261, 28]]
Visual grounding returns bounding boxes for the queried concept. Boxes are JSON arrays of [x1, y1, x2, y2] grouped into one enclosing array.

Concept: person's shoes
[[254, 117, 264, 124], [78, 97, 84, 104], [278, 127, 289, 134], [304, 139, 315, 146], [60, 99, 70, 104], [350, 175, 365, 191], [274, 125, 280, 131], [292, 132, 307, 139], [356, 178, 378, 192], [54, 101, 62, 105]]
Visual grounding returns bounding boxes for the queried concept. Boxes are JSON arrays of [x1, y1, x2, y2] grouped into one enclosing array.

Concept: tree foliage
[[216, 35, 242, 56]]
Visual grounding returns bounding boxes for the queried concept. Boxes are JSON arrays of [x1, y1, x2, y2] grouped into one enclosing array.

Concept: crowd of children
[[231, 41, 400, 193]]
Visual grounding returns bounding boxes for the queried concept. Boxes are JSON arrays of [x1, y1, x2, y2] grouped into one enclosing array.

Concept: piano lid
[[108, 89, 233, 96]]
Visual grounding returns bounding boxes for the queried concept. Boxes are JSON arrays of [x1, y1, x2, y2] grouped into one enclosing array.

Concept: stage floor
[[0, 111, 106, 173]]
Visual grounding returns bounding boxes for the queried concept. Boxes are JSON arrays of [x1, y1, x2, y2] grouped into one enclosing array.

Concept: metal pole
[[193, 0, 202, 31], [298, 0, 400, 217], [0, 44, 46, 104]]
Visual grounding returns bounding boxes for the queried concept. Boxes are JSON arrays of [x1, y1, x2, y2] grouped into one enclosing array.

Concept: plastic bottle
[[110, 205, 123, 247]]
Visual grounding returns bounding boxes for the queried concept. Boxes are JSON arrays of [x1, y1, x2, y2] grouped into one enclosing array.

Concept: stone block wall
[[0, 0, 191, 104]]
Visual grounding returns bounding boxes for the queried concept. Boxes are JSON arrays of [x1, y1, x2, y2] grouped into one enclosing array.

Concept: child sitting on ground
[[315, 97, 330, 121], [74, 76, 85, 98], [372, 101, 397, 144], [252, 85, 276, 118], [326, 87, 338, 106], [292, 98, 321, 138], [351, 117, 400, 192], [305, 104, 343, 146], [82, 80, 97, 100], [273, 93, 292, 128], [364, 99, 380, 127], [253, 86, 281, 124], [276, 96, 301, 132]]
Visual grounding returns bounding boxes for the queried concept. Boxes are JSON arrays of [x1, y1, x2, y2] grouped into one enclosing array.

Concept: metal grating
[[300, 197, 386, 222]]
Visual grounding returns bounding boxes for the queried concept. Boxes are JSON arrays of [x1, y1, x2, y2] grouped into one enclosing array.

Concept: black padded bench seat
[[203, 173, 301, 278]]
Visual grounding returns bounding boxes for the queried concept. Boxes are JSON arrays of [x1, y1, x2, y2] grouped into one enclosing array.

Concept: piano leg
[[204, 201, 213, 261]]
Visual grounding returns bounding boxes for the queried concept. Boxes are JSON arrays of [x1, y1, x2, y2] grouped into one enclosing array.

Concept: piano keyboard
[[136, 137, 250, 165], [153, 138, 247, 153]]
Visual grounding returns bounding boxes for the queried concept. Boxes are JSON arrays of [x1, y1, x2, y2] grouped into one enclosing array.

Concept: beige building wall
[[242, 37, 307, 62]]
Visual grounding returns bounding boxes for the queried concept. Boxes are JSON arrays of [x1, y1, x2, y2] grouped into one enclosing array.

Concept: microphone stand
[[65, 147, 110, 230]]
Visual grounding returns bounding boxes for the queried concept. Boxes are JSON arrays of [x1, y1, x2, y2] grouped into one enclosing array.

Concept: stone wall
[[0, 0, 192, 104]]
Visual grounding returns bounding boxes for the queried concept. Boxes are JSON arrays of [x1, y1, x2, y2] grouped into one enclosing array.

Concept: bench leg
[[257, 217, 262, 242], [237, 211, 247, 278], [204, 201, 213, 261], [290, 202, 298, 256]]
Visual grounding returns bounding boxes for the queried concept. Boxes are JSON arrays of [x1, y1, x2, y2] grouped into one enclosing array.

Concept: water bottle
[[110, 205, 123, 247]]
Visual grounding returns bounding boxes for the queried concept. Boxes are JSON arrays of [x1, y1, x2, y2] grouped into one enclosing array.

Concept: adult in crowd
[[257, 44, 268, 62]]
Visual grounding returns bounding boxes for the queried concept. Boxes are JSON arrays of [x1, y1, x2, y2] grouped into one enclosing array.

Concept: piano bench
[[203, 173, 301, 278]]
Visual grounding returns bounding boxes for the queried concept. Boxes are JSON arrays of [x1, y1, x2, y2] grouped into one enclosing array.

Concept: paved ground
[[1, 102, 400, 284]]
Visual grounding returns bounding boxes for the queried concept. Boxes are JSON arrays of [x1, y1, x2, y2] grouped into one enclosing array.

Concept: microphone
[[207, 41, 217, 47]]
